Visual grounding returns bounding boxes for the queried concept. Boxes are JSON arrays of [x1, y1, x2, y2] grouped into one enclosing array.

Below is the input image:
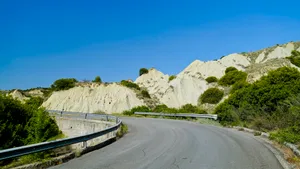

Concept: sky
[[1, 0, 300, 90]]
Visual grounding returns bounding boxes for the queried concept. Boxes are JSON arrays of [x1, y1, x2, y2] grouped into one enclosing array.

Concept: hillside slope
[[37, 41, 300, 113]]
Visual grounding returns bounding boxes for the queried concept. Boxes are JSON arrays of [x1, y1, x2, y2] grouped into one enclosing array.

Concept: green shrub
[[230, 81, 250, 94], [0, 94, 61, 150], [254, 131, 262, 136], [141, 90, 151, 98], [200, 88, 224, 104], [270, 127, 300, 144], [139, 68, 149, 76], [51, 78, 77, 91], [179, 104, 207, 114], [120, 80, 140, 90], [218, 70, 247, 86], [215, 67, 300, 141], [214, 101, 240, 126], [93, 110, 106, 114], [92, 76, 102, 83], [287, 50, 300, 67], [122, 106, 151, 116], [205, 76, 218, 83], [169, 75, 176, 82], [225, 67, 238, 74]]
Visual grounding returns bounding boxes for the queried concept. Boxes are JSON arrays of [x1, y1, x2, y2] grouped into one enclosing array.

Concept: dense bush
[[122, 106, 151, 115], [205, 76, 218, 83], [230, 81, 250, 94], [199, 88, 224, 104], [0, 94, 61, 150], [169, 75, 176, 82], [93, 76, 102, 83], [139, 68, 149, 76], [225, 67, 238, 74], [141, 90, 151, 98], [51, 78, 77, 91], [120, 80, 140, 90], [179, 104, 207, 114], [124, 104, 206, 115], [218, 70, 247, 86], [287, 50, 300, 67], [215, 67, 300, 143]]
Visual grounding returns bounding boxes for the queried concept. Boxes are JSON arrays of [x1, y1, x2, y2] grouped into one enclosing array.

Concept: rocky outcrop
[[42, 83, 145, 114], [8, 90, 29, 103]]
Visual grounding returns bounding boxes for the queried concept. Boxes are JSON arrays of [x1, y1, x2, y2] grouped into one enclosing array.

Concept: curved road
[[51, 117, 283, 169]]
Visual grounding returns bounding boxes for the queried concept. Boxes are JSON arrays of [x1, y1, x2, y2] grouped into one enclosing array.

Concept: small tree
[[139, 68, 149, 76], [287, 50, 300, 67], [169, 75, 176, 82], [51, 78, 77, 91], [200, 88, 224, 104], [225, 67, 238, 74], [205, 76, 218, 83], [141, 90, 151, 98], [120, 80, 141, 90], [93, 76, 102, 83], [218, 70, 247, 86]]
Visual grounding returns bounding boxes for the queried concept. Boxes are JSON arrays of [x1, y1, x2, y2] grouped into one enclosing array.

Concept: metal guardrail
[[0, 111, 121, 161], [134, 112, 218, 120]]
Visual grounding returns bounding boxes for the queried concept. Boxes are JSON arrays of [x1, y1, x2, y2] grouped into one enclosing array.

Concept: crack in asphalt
[[172, 158, 180, 169], [142, 148, 146, 157]]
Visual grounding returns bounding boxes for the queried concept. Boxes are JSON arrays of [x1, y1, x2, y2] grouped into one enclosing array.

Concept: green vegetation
[[287, 50, 300, 67], [230, 81, 250, 94], [139, 68, 149, 76], [141, 90, 151, 98], [178, 104, 207, 114], [0, 94, 62, 166], [51, 78, 77, 91], [215, 67, 300, 144], [199, 88, 224, 104], [218, 69, 247, 86], [92, 76, 102, 83], [205, 76, 218, 83], [123, 104, 206, 115], [122, 106, 151, 116], [116, 123, 128, 138], [169, 75, 176, 82], [93, 110, 106, 114], [120, 80, 140, 90], [225, 66, 238, 74]]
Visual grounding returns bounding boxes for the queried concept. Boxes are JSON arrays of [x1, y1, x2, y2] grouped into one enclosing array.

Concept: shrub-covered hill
[[215, 67, 300, 144]]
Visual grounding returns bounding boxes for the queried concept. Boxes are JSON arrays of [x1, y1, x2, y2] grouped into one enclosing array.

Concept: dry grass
[[273, 142, 300, 169]]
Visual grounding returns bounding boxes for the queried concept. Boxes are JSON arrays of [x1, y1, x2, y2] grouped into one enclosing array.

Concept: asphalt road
[[51, 117, 283, 169]]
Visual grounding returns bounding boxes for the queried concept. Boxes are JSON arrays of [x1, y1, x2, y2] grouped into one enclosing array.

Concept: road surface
[[51, 117, 283, 169]]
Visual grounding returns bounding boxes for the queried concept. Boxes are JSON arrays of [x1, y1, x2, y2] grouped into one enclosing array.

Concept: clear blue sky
[[1, 0, 300, 90]]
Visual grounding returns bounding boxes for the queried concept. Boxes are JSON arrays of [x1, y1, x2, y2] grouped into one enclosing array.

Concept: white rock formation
[[263, 43, 294, 63], [159, 75, 208, 108], [135, 68, 170, 98], [42, 83, 145, 114], [39, 41, 300, 113], [27, 89, 44, 97], [8, 90, 29, 103]]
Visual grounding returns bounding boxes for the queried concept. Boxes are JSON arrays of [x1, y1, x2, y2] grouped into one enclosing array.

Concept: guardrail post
[[85, 113, 88, 119], [82, 141, 87, 149], [60, 111, 63, 117]]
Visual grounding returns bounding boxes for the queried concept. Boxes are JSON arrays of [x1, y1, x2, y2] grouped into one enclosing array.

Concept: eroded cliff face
[[42, 83, 145, 114]]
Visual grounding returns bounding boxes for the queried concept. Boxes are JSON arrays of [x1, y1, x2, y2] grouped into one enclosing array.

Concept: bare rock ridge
[[41, 41, 300, 114]]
